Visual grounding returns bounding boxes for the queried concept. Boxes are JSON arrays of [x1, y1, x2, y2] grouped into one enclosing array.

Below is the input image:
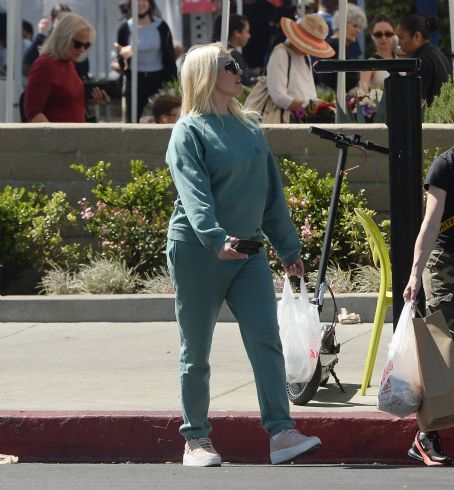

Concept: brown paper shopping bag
[[413, 310, 454, 432]]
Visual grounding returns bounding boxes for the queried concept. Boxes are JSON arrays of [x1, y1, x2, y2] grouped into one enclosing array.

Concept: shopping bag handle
[[299, 277, 310, 303]]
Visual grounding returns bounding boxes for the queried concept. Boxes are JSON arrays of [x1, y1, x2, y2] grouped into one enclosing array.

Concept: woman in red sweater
[[25, 13, 105, 123]]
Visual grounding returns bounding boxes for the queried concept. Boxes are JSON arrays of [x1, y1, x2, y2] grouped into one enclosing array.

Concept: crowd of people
[[0, 0, 451, 124]]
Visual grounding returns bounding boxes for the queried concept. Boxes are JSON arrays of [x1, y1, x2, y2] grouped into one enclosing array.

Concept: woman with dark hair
[[360, 13, 397, 93], [116, 0, 177, 122], [396, 14, 450, 106], [212, 13, 252, 86]]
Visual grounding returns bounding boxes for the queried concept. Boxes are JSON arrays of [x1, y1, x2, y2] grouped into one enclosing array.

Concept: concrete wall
[[1, 123, 453, 215]]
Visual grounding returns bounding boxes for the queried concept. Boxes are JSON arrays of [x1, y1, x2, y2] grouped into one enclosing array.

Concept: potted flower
[[292, 98, 336, 123]]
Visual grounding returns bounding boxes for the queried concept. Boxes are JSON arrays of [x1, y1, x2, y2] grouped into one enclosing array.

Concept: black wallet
[[232, 239, 263, 255]]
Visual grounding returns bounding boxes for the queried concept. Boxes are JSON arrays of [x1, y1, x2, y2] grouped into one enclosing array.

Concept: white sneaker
[[183, 438, 222, 467], [270, 429, 321, 465]]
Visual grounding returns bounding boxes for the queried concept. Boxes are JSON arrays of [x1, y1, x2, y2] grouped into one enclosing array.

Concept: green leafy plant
[[0, 185, 79, 289], [424, 80, 454, 123], [424, 147, 442, 179], [267, 158, 386, 278], [71, 160, 174, 276]]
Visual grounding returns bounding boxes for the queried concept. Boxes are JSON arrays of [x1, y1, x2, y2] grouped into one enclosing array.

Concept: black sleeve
[[116, 22, 130, 72], [23, 33, 46, 67], [159, 21, 177, 81], [425, 149, 454, 192], [419, 57, 433, 102], [117, 22, 130, 46]]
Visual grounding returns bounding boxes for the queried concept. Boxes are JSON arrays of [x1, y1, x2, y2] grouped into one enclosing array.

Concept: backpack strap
[[281, 45, 292, 122]]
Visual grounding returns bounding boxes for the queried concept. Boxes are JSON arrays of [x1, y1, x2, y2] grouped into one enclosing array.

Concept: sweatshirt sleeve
[[266, 46, 292, 110], [261, 148, 302, 266], [166, 120, 227, 252]]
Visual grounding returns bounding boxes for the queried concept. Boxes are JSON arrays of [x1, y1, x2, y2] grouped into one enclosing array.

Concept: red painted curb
[[1, 411, 453, 464]]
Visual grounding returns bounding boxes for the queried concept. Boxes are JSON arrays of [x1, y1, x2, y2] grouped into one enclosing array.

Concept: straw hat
[[280, 15, 335, 58]]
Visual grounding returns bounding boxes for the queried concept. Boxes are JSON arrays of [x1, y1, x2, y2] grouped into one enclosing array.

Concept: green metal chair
[[354, 208, 393, 395]]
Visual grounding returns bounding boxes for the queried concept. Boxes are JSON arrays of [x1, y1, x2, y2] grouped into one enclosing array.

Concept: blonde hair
[[180, 42, 258, 123], [40, 13, 95, 62]]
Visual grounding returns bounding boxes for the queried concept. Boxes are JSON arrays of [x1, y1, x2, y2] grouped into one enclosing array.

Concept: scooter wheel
[[286, 359, 322, 406]]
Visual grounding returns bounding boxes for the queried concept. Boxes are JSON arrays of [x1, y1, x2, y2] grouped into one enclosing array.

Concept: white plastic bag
[[277, 276, 323, 383], [377, 302, 422, 418]]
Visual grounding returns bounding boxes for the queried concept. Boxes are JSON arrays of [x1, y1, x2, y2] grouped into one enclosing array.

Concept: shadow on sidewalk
[[304, 383, 373, 408]]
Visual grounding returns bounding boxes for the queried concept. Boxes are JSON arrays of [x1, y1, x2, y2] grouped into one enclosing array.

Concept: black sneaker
[[408, 431, 452, 466]]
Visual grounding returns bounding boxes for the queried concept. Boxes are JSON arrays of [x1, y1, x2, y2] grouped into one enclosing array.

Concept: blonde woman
[[25, 13, 105, 122], [166, 42, 321, 467]]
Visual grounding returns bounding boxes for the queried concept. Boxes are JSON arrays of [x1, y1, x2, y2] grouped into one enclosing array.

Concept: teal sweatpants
[[166, 239, 295, 440]]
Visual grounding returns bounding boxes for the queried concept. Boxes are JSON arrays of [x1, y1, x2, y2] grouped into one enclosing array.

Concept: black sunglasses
[[372, 31, 394, 39], [224, 59, 241, 75], [72, 39, 92, 50]]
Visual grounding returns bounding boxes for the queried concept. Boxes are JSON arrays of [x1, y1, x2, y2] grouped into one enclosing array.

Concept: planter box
[[0, 293, 391, 324]]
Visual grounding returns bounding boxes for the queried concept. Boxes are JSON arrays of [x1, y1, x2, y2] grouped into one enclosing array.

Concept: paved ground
[[2, 320, 441, 465], [0, 321, 393, 412], [1, 464, 453, 490]]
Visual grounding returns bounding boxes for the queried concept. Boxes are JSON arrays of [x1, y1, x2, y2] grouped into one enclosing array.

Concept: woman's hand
[[288, 99, 305, 112], [116, 43, 133, 60], [88, 87, 109, 105], [403, 274, 421, 304], [217, 237, 248, 261], [284, 258, 305, 277]]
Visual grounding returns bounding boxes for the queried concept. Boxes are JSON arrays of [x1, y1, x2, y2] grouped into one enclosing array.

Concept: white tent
[[0, 0, 182, 122]]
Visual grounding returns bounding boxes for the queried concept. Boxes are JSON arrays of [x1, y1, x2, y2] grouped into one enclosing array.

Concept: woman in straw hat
[[265, 14, 334, 121]]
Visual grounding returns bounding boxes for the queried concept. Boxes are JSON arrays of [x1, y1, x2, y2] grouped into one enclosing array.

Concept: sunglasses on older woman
[[224, 59, 241, 75], [372, 31, 394, 39], [72, 39, 92, 50]]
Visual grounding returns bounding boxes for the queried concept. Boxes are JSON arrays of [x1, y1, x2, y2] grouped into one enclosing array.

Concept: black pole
[[313, 144, 349, 310], [385, 73, 424, 326], [308, 127, 388, 312], [314, 59, 424, 328]]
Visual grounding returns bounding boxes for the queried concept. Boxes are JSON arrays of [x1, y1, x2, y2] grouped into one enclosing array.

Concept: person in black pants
[[116, 0, 177, 122], [396, 14, 450, 107]]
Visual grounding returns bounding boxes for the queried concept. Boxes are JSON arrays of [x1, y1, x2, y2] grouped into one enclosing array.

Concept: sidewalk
[[0, 320, 451, 464]]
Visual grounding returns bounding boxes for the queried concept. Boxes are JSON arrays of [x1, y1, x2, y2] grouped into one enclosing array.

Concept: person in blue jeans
[[165, 42, 321, 467]]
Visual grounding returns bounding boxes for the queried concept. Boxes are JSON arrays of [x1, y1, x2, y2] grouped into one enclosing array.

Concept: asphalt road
[[0, 464, 453, 490]]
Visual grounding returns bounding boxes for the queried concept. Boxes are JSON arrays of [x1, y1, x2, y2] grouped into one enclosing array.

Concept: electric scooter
[[287, 126, 389, 406]]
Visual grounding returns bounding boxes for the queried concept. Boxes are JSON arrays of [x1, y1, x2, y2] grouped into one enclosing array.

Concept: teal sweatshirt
[[165, 114, 302, 267]]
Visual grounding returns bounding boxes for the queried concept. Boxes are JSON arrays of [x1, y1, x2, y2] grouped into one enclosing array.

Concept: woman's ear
[[413, 31, 424, 45]]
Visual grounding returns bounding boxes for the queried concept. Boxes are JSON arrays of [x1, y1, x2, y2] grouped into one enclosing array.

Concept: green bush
[[71, 160, 174, 276], [424, 80, 454, 123], [267, 158, 385, 277], [0, 185, 80, 289]]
